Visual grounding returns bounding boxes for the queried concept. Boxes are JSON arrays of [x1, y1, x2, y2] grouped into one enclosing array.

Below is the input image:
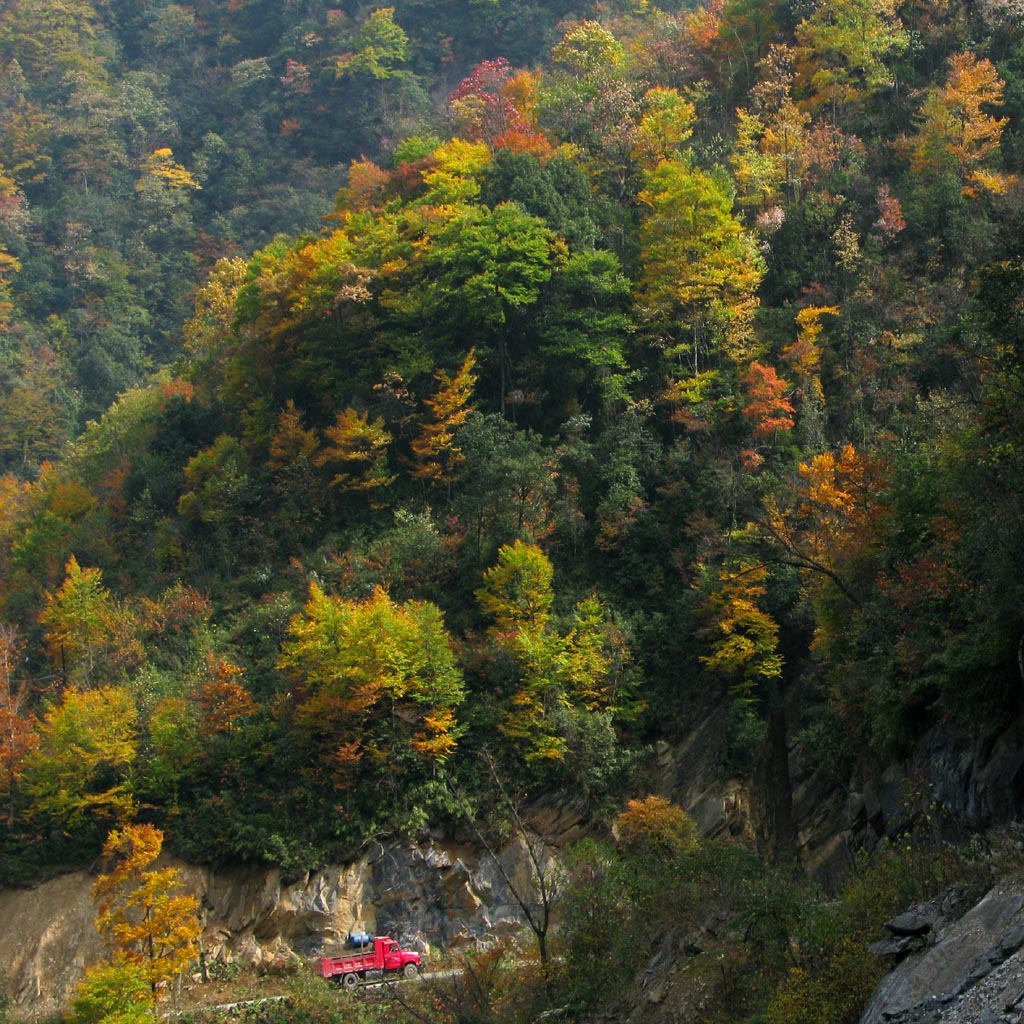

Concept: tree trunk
[[754, 702, 798, 869]]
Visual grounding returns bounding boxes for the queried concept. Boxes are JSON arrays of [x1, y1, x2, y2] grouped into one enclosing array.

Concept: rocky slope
[[861, 874, 1024, 1024]]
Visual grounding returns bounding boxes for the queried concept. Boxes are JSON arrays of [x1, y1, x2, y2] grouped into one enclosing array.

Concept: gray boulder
[[861, 877, 1024, 1024]]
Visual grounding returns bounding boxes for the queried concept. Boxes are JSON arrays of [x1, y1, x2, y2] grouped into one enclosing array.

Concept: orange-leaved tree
[[742, 361, 796, 441], [910, 51, 1013, 197], [91, 823, 200, 997], [0, 624, 37, 823], [762, 442, 889, 657], [616, 795, 699, 861]]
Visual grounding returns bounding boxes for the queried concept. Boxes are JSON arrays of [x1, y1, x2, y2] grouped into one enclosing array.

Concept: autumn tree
[[136, 147, 201, 199], [536, 20, 637, 197], [793, 0, 908, 120], [630, 87, 695, 171], [733, 48, 810, 209], [476, 538, 554, 637], [449, 58, 530, 148], [39, 556, 142, 687], [192, 653, 253, 737], [782, 304, 839, 446], [0, 624, 37, 823], [742, 361, 796, 442], [92, 823, 200, 996], [315, 407, 395, 499], [266, 400, 323, 541], [409, 349, 478, 493], [909, 51, 1013, 197], [476, 542, 633, 771], [637, 156, 764, 382], [279, 584, 465, 786], [763, 443, 888, 657], [699, 558, 783, 704], [616, 795, 699, 861], [24, 685, 138, 831]]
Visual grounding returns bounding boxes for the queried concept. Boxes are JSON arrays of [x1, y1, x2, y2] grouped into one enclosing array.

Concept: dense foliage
[[1, 0, 1023, 947]]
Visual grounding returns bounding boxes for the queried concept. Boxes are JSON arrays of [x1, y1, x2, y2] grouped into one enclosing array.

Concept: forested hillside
[[2, 0, 1024, 961]]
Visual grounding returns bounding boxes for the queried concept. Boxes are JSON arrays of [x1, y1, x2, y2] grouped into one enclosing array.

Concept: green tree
[[535, 249, 633, 419], [335, 8, 410, 81], [69, 960, 155, 1024], [419, 202, 558, 414], [794, 0, 908, 120], [481, 151, 599, 251], [0, 345, 73, 475], [177, 435, 259, 575], [453, 413, 556, 565]]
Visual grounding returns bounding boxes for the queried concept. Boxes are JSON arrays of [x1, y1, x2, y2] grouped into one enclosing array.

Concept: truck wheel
[[342, 973, 358, 989], [401, 963, 418, 979]]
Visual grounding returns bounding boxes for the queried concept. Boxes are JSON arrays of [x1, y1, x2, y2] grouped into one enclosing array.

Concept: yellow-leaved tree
[[24, 685, 138, 831], [316, 407, 396, 498], [71, 823, 199, 1024], [409, 349, 477, 493], [279, 583, 466, 779]]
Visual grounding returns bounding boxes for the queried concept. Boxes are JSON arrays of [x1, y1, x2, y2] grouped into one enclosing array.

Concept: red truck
[[316, 936, 422, 988]]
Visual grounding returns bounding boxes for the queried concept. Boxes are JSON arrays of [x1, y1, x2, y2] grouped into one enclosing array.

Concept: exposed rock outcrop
[[789, 719, 1024, 886], [0, 871, 102, 1023], [861, 876, 1024, 1024]]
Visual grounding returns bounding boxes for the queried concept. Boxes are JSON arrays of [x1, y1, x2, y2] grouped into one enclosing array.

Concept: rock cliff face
[[0, 832, 552, 1022], [860, 875, 1024, 1024], [0, 871, 102, 1022], [790, 719, 1024, 886]]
